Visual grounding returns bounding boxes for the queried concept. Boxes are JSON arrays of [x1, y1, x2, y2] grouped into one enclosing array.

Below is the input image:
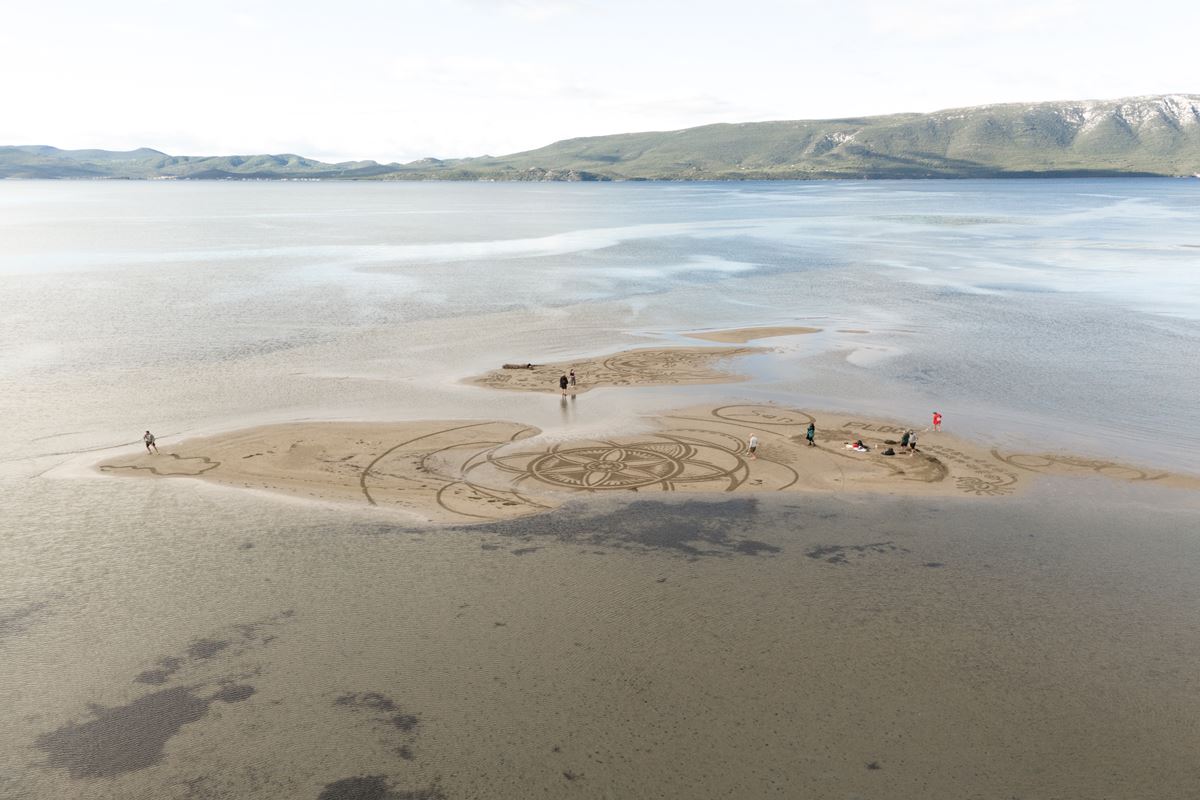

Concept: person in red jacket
[[932, 411, 942, 431]]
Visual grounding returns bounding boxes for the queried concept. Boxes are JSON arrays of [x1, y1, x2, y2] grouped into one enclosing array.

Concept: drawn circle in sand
[[711, 405, 814, 427], [484, 433, 750, 492], [527, 444, 689, 489], [600, 350, 733, 381], [998, 453, 1056, 469]]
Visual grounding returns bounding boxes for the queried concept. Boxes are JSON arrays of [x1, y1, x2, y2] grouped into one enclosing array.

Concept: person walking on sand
[[559, 374, 569, 396], [569, 369, 577, 389], [143, 430, 159, 454], [908, 431, 919, 455], [932, 411, 942, 431], [900, 430, 911, 450], [748, 434, 759, 460], [805, 422, 816, 447]]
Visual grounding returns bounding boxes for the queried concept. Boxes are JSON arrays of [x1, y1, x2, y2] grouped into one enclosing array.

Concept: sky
[[2, 0, 1197, 163]]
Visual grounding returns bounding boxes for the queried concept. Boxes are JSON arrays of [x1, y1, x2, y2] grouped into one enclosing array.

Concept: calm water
[[2, 179, 1198, 471], [2, 179, 1199, 799]]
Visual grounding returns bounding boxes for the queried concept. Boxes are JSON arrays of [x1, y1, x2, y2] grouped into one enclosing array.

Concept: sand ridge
[[466, 346, 763, 394], [97, 404, 1199, 524], [682, 326, 821, 343]]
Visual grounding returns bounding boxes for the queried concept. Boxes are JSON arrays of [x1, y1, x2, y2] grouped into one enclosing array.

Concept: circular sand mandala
[[477, 433, 750, 493], [527, 444, 689, 489], [600, 350, 739, 383], [711, 405, 814, 428]]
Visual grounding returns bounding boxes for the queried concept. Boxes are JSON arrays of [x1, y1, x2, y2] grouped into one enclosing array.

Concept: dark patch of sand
[[0, 601, 49, 642], [335, 693, 421, 735], [34, 683, 256, 778], [35, 687, 214, 778], [804, 541, 909, 565], [133, 610, 295, 687], [134, 656, 184, 686], [187, 638, 230, 660], [318, 776, 390, 800], [471, 497, 780, 558], [317, 776, 445, 800], [212, 684, 255, 703]]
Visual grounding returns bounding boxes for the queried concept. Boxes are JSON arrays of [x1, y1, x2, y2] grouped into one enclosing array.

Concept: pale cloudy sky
[[2, 0, 1196, 162]]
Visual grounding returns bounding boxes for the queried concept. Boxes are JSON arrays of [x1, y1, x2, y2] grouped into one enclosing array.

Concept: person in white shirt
[[143, 431, 159, 454], [748, 434, 759, 460]]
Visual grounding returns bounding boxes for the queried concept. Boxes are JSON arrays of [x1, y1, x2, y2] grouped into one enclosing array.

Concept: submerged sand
[[466, 346, 762, 394], [97, 403, 1199, 524], [683, 325, 821, 343]]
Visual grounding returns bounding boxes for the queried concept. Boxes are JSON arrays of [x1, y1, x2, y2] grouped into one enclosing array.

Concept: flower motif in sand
[[484, 434, 749, 492]]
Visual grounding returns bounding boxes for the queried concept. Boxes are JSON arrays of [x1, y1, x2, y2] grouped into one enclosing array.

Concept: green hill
[[0, 146, 392, 180], [4, 95, 1199, 180]]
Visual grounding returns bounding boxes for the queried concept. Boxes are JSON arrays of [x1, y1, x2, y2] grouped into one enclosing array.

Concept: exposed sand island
[[684, 325, 821, 343], [97, 403, 1198, 524], [467, 346, 762, 394]]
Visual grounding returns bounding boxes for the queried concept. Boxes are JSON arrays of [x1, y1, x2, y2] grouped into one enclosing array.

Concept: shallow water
[[2, 477, 1199, 799], [2, 179, 1197, 473], [2, 179, 1199, 799]]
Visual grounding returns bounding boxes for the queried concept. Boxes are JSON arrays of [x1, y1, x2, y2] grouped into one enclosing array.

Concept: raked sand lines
[[96, 403, 1199, 524]]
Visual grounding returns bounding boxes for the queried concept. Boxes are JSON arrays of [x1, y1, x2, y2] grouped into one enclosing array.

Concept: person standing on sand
[[932, 411, 942, 431], [908, 431, 919, 455], [748, 434, 759, 460], [143, 431, 159, 454], [569, 370, 577, 389], [805, 422, 816, 447], [900, 430, 911, 450], [559, 374, 569, 396]]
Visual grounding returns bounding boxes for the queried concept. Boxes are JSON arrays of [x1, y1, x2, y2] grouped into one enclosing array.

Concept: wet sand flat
[[683, 325, 822, 343], [95, 404, 1200, 524]]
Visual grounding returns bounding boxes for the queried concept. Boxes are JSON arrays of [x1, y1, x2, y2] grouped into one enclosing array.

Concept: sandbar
[[467, 346, 761, 394], [97, 404, 1199, 525], [684, 326, 821, 343]]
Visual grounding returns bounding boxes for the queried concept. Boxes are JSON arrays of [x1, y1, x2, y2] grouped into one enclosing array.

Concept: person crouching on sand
[[559, 374, 569, 396], [143, 430, 159, 454]]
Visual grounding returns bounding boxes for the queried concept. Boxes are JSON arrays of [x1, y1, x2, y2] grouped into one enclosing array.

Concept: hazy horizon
[[5, 0, 1198, 162], [9, 90, 1199, 165]]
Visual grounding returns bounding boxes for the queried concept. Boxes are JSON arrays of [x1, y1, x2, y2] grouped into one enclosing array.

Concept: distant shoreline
[[5, 94, 1199, 181], [1, 171, 1189, 182]]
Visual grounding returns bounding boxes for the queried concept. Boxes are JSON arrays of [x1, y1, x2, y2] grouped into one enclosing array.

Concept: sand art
[[467, 346, 762, 393], [97, 404, 1197, 524]]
